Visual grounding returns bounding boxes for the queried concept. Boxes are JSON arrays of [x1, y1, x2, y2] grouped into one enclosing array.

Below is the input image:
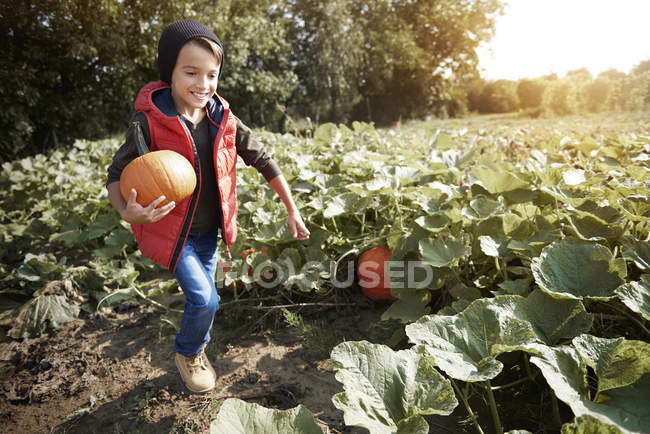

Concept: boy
[[106, 19, 309, 393]]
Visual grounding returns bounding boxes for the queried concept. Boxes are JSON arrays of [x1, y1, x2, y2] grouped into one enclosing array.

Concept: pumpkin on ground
[[357, 246, 396, 301], [119, 150, 196, 206]]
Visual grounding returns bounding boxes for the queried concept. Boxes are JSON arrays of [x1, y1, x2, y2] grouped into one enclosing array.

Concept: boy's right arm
[[107, 182, 175, 225], [106, 114, 174, 225]]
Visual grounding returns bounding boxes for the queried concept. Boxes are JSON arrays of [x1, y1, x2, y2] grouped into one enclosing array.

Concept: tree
[[582, 78, 612, 112], [565, 68, 592, 81], [610, 73, 650, 111], [206, 0, 298, 129], [516, 79, 545, 109], [598, 69, 626, 81], [0, 0, 149, 159], [630, 59, 650, 105], [352, 0, 504, 123], [544, 81, 577, 115], [478, 80, 518, 113], [287, 0, 365, 124], [631, 59, 650, 75], [465, 78, 487, 113], [2, 0, 507, 159], [0, 0, 298, 160]]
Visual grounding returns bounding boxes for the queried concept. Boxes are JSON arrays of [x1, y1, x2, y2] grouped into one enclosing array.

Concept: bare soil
[[1, 290, 444, 434], [0, 287, 564, 434]]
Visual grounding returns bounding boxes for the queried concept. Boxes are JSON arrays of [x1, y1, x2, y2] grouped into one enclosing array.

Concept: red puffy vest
[[130, 81, 238, 271]]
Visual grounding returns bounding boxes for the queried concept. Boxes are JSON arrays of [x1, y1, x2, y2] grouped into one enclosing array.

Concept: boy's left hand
[[288, 211, 310, 240]]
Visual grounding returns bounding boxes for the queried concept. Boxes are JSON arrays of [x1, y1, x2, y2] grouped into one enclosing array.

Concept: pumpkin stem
[[133, 121, 149, 156]]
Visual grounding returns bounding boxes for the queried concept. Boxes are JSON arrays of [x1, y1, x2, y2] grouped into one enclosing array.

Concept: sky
[[477, 0, 650, 80]]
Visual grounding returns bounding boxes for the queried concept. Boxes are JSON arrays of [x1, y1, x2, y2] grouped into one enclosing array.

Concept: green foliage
[[616, 276, 650, 322], [281, 308, 339, 356], [478, 80, 519, 113], [0, 0, 163, 160], [406, 291, 592, 382], [288, 0, 365, 124], [610, 72, 650, 111], [349, 0, 505, 123], [1, 114, 649, 432], [562, 415, 623, 434], [544, 80, 579, 115], [517, 79, 546, 109], [2, 0, 509, 160], [631, 60, 650, 75], [530, 341, 650, 433], [582, 78, 613, 112], [0, 0, 299, 160], [209, 0, 298, 129], [531, 238, 626, 300], [7, 294, 80, 339], [472, 59, 650, 116], [330, 341, 458, 433], [210, 398, 323, 434]]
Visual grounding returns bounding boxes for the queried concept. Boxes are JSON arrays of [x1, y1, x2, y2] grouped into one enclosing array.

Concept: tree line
[[1, 0, 503, 160], [2, 0, 648, 163], [467, 63, 650, 116]]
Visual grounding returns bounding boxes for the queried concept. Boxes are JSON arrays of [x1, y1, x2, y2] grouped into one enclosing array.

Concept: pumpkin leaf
[[414, 215, 449, 233], [419, 237, 469, 268], [472, 165, 530, 194], [530, 345, 650, 433], [210, 398, 323, 434], [104, 228, 135, 247], [381, 289, 431, 323], [479, 235, 508, 257], [561, 415, 623, 434], [618, 195, 650, 221], [8, 295, 80, 339], [469, 196, 501, 218], [615, 276, 650, 321], [562, 169, 587, 186], [531, 238, 626, 300], [621, 236, 650, 270], [572, 334, 650, 393], [497, 278, 531, 296], [433, 132, 456, 150], [498, 290, 593, 346], [406, 299, 534, 382], [323, 192, 372, 218], [405, 291, 591, 381], [331, 341, 457, 433], [567, 213, 624, 243], [85, 213, 118, 240], [255, 221, 293, 242]]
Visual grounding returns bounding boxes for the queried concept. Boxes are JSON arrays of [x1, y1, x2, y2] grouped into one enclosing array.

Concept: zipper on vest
[[206, 107, 232, 255], [169, 118, 202, 271], [210, 108, 234, 253]]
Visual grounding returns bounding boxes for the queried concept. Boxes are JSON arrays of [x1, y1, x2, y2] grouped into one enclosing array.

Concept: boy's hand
[[121, 188, 175, 224], [288, 211, 310, 240]]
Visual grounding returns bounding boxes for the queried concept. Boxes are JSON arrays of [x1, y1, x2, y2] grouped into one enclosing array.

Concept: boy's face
[[170, 42, 221, 117]]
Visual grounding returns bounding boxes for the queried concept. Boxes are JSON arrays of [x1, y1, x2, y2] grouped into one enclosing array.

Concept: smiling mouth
[[191, 91, 210, 99]]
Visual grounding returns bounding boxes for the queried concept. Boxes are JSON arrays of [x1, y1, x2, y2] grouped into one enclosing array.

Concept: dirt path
[[0, 292, 386, 433]]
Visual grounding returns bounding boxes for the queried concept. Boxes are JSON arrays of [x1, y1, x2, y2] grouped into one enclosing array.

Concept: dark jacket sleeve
[[106, 112, 150, 187], [234, 116, 282, 182], [107, 112, 282, 186]]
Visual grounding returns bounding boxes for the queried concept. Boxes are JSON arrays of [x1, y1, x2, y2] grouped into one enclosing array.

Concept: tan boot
[[175, 350, 215, 393], [203, 350, 216, 381]]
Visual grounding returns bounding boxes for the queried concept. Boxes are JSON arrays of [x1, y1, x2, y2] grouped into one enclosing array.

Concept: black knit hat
[[157, 19, 224, 84]]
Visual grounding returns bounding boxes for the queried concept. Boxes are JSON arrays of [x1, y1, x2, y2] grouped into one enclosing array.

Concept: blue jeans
[[173, 230, 220, 357]]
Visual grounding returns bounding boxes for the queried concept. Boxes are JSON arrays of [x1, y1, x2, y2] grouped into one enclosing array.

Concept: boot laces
[[186, 352, 207, 372]]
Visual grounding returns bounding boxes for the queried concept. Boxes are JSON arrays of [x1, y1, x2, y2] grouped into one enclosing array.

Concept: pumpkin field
[[1, 111, 649, 433]]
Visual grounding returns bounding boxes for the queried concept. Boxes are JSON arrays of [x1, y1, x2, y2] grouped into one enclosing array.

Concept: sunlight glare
[[477, 0, 650, 80]]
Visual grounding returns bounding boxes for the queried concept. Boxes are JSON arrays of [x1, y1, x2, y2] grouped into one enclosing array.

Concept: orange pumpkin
[[357, 246, 396, 301], [120, 150, 196, 206]]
